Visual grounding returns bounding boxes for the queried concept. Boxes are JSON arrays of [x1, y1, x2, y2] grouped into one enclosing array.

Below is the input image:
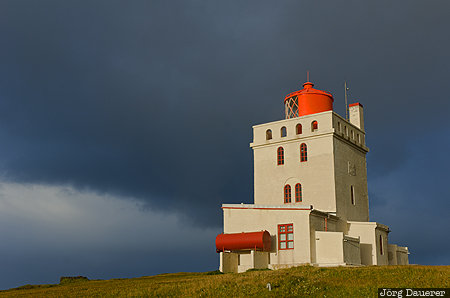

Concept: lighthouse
[[216, 81, 409, 272]]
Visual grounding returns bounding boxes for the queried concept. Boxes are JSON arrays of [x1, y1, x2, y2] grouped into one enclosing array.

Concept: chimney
[[349, 103, 364, 131]]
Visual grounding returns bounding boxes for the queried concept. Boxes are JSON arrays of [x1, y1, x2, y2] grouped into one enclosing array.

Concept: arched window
[[296, 123, 302, 135], [300, 143, 307, 162], [266, 129, 272, 140], [277, 147, 284, 165], [295, 183, 302, 202], [281, 126, 287, 137], [284, 185, 291, 203], [311, 120, 318, 131]]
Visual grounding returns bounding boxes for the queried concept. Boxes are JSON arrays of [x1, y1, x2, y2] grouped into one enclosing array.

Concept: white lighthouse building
[[216, 81, 409, 272]]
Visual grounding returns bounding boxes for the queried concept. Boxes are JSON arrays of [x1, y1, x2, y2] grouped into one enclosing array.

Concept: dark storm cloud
[[0, 0, 265, 225], [369, 126, 450, 265], [0, 0, 449, 266]]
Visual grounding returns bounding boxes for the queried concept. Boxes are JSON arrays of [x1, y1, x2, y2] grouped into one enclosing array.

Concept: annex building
[[215, 81, 409, 272]]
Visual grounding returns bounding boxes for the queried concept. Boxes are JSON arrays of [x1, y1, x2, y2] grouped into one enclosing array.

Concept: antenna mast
[[344, 81, 349, 120]]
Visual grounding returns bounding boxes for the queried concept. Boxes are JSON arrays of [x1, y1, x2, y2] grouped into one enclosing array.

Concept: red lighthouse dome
[[284, 82, 334, 118]]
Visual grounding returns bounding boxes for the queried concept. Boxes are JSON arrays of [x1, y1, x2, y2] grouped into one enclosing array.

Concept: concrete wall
[[332, 114, 369, 222], [223, 206, 313, 266], [238, 251, 252, 272], [387, 244, 409, 265], [219, 252, 238, 273], [396, 246, 409, 265], [375, 227, 389, 265], [388, 244, 398, 265], [343, 235, 361, 265], [253, 251, 270, 269], [347, 221, 389, 265], [236, 250, 270, 273], [347, 221, 376, 265], [220, 250, 270, 273]]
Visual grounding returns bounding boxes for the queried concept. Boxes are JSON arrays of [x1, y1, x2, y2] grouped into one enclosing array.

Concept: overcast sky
[[1, 0, 449, 290]]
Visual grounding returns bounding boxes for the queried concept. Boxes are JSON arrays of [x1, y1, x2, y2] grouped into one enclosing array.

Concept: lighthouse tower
[[216, 81, 409, 272], [253, 81, 369, 223]]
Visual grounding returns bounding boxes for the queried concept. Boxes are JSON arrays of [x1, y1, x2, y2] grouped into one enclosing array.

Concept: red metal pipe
[[215, 230, 271, 253]]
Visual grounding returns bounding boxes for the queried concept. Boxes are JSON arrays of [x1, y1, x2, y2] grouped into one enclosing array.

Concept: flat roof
[[222, 203, 312, 211], [347, 221, 390, 232]]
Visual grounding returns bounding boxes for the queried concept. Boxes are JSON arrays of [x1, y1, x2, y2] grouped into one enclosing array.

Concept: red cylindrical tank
[[215, 230, 271, 253], [284, 82, 334, 117]]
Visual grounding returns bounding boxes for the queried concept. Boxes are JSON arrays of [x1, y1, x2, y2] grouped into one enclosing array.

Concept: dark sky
[[1, 0, 449, 290]]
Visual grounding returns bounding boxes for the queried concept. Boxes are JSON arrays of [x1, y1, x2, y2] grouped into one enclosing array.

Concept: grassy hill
[[0, 265, 448, 297]]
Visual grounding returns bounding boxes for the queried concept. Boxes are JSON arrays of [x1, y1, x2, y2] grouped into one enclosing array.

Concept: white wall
[[223, 206, 313, 266], [251, 112, 336, 212], [251, 112, 370, 223], [315, 231, 345, 265], [347, 221, 376, 265]]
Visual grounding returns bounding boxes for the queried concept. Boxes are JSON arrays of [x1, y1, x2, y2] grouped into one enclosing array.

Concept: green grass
[[0, 265, 448, 297]]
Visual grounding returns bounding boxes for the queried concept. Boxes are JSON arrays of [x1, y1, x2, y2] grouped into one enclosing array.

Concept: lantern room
[[284, 81, 334, 119]]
